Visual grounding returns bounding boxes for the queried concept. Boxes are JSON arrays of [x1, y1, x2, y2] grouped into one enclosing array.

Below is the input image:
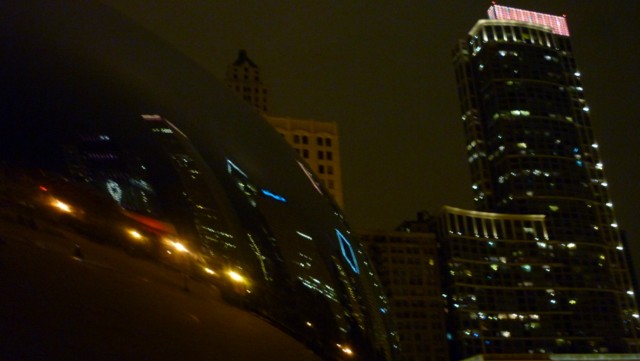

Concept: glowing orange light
[[128, 229, 144, 240], [336, 344, 354, 356], [227, 270, 245, 283], [172, 241, 189, 253], [51, 199, 72, 213]]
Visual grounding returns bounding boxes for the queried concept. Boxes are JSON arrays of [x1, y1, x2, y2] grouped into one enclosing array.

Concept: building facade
[[438, 206, 561, 358], [360, 226, 449, 361], [265, 115, 344, 209], [453, 4, 639, 356], [225, 49, 269, 113], [225, 50, 344, 209]]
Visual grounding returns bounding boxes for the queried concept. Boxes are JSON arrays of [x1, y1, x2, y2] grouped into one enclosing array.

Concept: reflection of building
[[1, 2, 398, 359], [360, 223, 449, 361], [65, 133, 155, 214], [141, 114, 235, 253], [453, 4, 639, 357], [225, 50, 344, 209]]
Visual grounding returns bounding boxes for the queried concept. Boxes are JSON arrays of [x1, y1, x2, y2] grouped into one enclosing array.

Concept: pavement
[[0, 216, 322, 361]]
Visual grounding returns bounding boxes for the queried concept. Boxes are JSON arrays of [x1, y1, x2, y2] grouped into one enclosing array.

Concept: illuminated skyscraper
[[452, 4, 639, 356], [225, 51, 345, 209]]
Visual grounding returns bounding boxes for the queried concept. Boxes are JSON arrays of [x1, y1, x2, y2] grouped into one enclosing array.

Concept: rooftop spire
[[233, 49, 258, 68]]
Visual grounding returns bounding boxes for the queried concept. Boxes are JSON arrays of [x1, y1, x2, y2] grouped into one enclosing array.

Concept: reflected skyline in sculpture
[[0, 2, 397, 360]]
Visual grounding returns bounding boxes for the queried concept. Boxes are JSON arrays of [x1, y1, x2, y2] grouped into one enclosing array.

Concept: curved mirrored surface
[[0, 2, 397, 360]]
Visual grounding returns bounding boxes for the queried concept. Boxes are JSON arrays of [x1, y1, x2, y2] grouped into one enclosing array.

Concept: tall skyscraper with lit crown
[[452, 4, 639, 356]]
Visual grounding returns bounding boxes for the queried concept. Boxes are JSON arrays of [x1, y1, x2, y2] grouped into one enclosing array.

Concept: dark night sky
[[101, 1, 640, 259]]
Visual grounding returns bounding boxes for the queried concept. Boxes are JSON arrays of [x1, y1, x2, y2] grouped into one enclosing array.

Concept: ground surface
[[0, 217, 321, 361]]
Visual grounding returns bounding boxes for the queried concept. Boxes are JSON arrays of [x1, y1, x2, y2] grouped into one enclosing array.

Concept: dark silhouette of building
[[226, 50, 269, 114], [360, 221, 449, 361]]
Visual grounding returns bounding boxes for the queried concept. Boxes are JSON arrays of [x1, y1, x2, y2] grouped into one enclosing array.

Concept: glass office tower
[[452, 4, 639, 356]]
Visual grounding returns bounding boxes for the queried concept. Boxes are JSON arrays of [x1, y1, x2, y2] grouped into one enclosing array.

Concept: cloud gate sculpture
[[0, 2, 397, 360]]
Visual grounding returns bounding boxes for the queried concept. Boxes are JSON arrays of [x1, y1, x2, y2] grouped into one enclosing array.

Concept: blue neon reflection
[[261, 189, 287, 203], [336, 229, 359, 274]]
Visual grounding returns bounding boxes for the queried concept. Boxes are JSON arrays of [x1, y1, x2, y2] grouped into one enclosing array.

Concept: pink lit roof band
[[488, 5, 569, 36]]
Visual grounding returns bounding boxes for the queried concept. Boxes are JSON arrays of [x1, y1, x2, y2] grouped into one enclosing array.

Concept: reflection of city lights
[[336, 344, 354, 356], [336, 229, 359, 274], [172, 241, 188, 253], [227, 270, 245, 283], [51, 199, 72, 213], [204, 267, 216, 275], [105, 179, 123, 203], [128, 229, 143, 240], [260, 188, 287, 203]]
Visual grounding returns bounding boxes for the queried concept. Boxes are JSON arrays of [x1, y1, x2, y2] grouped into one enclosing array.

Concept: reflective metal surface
[[0, 2, 396, 360]]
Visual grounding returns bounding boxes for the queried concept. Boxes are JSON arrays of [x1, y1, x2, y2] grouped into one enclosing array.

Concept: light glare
[[227, 270, 245, 283], [172, 241, 189, 253], [52, 199, 72, 213]]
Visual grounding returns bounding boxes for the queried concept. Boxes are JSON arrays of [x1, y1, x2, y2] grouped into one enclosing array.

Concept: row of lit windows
[[444, 212, 547, 241], [473, 24, 559, 50]]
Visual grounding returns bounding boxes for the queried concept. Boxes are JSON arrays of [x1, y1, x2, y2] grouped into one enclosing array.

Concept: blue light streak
[[336, 229, 359, 274], [261, 189, 287, 203]]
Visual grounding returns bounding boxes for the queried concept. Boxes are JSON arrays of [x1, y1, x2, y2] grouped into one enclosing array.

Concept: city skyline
[[102, 1, 640, 262]]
